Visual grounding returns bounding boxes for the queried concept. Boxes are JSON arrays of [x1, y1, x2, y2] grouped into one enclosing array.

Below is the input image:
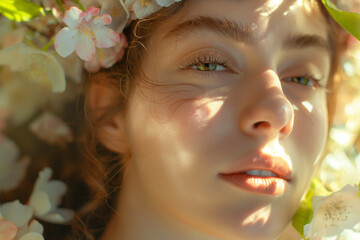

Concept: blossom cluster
[[0, 162, 74, 239], [0, 0, 182, 239]]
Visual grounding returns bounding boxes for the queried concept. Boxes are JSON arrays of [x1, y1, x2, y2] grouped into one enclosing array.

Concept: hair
[[68, 0, 348, 239], [69, 2, 189, 239]]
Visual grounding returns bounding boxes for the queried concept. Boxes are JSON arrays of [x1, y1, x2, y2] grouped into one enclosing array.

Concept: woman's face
[[121, 0, 330, 239]]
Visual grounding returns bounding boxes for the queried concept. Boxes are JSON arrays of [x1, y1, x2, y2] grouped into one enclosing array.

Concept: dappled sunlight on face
[[296, 0, 316, 13], [118, 0, 331, 239], [302, 101, 314, 112], [190, 97, 226, 128], [261, 142, 293, 171], [283, 0, 318, 16], [256, 0, 284, 16], [242, 205, 272, 227], [292, 104, 300, 111]]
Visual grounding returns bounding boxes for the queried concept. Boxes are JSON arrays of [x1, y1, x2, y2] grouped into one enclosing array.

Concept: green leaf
[[321, 0, 360, 41], [54, 0, 65, 15], [42, 37, 55, 51], [292, 178, 331, 239], [292, 188, 314, 239], [71, 0, 85, 12], [0, 0, 44, 22]]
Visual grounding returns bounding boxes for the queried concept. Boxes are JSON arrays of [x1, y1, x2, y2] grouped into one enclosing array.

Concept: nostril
[[253, 121, 270, 129]]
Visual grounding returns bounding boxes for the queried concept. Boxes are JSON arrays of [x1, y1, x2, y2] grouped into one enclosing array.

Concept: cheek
[[289, 94, 328, 190], [180, 98, 226, 129]]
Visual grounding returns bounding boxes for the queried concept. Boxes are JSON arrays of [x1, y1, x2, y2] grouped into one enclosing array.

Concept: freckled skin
[[102, 1, 331, 240]]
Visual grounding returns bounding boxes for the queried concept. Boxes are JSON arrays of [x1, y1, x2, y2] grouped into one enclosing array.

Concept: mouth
[[219, 154, 292, 195]]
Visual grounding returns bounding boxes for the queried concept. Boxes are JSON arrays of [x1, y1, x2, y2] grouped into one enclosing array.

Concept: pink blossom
[[29, 112, 73, 147], [84, 32, 127, 72], [54, 6, 120, 61], [0, 220, 17, 240]]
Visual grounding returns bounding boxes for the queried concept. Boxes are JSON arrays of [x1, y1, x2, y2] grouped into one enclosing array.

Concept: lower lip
[[219, 173, 288, 195]]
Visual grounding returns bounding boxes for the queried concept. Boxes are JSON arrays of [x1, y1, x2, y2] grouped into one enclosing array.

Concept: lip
[[219, 153, 292, 195]]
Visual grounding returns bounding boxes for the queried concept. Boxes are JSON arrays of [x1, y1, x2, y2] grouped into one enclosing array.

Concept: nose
[[239, 71, 294, 140]]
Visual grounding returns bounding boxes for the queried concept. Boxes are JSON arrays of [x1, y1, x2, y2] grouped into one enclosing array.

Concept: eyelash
[[283, 73, 326, 89], [180, 54, 327, 89], [180, 54, 233, 73]]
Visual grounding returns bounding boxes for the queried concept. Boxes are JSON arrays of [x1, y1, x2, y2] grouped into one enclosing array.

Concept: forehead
[[158, 0, 328, 45]]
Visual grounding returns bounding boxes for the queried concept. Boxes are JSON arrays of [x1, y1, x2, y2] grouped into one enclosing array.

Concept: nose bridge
[[258, 69, 283, 90], [239, 69, 294, 140]]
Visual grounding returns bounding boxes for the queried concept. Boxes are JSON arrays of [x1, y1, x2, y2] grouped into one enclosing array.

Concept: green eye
[[192, 63, 227, 71], [285, 76, 315, 86]]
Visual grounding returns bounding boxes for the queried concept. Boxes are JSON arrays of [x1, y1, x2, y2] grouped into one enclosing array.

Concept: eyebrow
[[164, 16, 331, 52]]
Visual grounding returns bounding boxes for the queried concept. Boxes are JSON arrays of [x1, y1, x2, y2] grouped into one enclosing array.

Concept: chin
[[201, 208, 292, 240], [221, 224, 288, 240]]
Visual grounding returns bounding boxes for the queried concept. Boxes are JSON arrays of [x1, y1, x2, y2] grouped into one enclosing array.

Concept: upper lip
[[219, 152, 292, 181]]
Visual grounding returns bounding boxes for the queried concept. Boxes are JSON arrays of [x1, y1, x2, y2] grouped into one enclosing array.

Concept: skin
[[101, 0, 331, 239]]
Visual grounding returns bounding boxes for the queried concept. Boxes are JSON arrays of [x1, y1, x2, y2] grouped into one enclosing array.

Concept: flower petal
[[29, 112, 73, 146], [100, 0, 130, 32], [156, 0, 179, 7], [0, 138, 19, 164], [131, 0, 161, 19], [93, 26, 120, 48], [36, 52, 66, 93], [1, 200, 33, 228], [18, 232, 44, 240], [93, 14, 112, 25], [305, 184, 360, 239], [63, 7, 83, 28], [0, 220, 17, 240], [38, 208, 74, 224], [55, 53, 83, 83], [75, 34, 96, 61], [0, 156, 30, 192], [84, 57, 101, 72], [44, 180, 67, 205], [29, 191, 52, 216], [54, 27, 77, 58], [83, 7, 100, 22], [33, 168, 52, 190], [27, 220, 43, 234]]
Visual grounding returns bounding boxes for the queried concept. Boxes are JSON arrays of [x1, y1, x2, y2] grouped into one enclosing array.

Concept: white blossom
[[0, 201, 44, 240], [100, 0, 130, 32], [0, 43, 66, 93], [155, 0, 181, 7], [319, 150, 360, 191], [124, 0, 162, 19], [29, 168, 74, 224], [0, 138, 30, 192], [304, 185, 360, 240]]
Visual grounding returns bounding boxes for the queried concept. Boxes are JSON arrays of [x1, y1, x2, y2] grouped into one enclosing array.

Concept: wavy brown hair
[[68, 1, 348, 239], [68, 2, 188, 239]]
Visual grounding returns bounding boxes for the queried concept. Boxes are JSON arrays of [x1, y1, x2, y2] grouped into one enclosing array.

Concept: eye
[[192, 63, 227, 71], [283, 74, 323, 88], [180, 52, 234, 73], [284, 76, 313, 86]]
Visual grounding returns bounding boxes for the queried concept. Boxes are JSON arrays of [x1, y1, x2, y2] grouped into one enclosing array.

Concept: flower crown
[[0, 0, 359, 240], [54, 0, 181, 73]]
